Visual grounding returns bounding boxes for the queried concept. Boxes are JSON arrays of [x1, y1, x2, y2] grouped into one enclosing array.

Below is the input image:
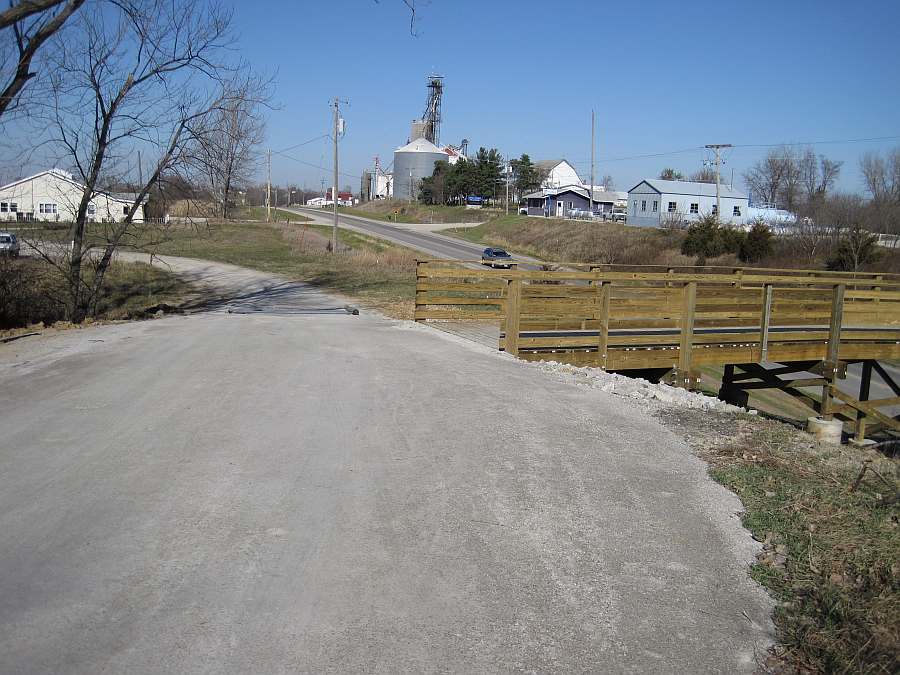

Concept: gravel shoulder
[[0, 255, 775, 674]]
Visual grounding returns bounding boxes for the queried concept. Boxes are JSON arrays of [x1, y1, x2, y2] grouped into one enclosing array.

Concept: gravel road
[[0, 254, 773, 674]]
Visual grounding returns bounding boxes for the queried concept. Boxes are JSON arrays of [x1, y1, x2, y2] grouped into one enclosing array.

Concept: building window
[[87, 204, 96, 215], [569, 201, 574, 209], [733, 206, 741, 217], [667, 201, 677, 213], [0, 202, 6, 213], [123, 205, 129, 215], [652, 200, 658, 212], [39, 203, 58, 214], [690, 203, 699, 214], [9, 202, 17, 212], [641, 200, 647, 212], [711, 204, 718, 216]]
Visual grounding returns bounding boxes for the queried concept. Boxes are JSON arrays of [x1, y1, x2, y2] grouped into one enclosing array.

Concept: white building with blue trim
[[626, 179, 749, 227]]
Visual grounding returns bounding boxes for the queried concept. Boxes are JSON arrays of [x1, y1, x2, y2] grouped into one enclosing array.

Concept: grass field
[[145, 219, 417, 318]]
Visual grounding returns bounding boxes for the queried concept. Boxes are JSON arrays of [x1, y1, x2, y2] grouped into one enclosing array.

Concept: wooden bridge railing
[[415, 260, 900, 439]]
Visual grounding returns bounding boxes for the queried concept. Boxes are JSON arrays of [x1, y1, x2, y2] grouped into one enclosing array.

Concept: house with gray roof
[[626, 179, 749, 228], [523, 184, 620, 218]]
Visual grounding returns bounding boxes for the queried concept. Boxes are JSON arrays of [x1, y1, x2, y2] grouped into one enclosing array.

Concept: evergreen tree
[[512, 154, 541, 194]]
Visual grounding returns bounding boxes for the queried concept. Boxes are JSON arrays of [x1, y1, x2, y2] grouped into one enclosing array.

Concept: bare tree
[[744, 147, 795, 206], [190, 76, 268, 218], [690, 167, 717, 183], [601, 174, 614, 190], [799, 146, 842, 201], [0, 0, 84, 118], [35, 0, 262, 322], [658, 168, 683, 181], [860, 148, 900, 203]]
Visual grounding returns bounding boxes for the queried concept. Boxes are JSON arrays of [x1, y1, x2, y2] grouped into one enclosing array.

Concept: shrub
[[739, 221, 774, 263], [0, 258, 66, 329], [826, 225, 880, 271], [681, 215, 746, 264]]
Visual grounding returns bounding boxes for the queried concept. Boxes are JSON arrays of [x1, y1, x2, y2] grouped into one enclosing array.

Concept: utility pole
[[331, 98, 340, 252], [590, 110, 595, 217], [505, 155, 510, 215], [266, 148, 272, 223], [704, 143, 732, 222]]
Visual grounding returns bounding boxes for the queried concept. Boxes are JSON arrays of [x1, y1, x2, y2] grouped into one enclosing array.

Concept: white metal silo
[[392, 137, 447, 201]]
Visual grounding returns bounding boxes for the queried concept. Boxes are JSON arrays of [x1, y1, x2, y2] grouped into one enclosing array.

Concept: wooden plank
[[417, 297, 506, 306], [760, 284, 774, 361], [832, 391, 900, 433], [414, 310, 502, 320]]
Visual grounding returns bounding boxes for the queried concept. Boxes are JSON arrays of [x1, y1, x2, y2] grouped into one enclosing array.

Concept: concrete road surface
[[0, 255, 773, 674]]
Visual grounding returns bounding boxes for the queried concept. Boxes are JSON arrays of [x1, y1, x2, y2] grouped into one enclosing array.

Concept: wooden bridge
[[415, 260, 900, 442]]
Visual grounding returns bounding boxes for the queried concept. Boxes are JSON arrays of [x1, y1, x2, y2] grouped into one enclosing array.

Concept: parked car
[[0, 231, 19, 257], [610, 212, 626, 224], [481, 247, 513, 268]]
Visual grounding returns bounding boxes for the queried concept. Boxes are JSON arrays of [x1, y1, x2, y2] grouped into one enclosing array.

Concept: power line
[[270, 148, 360, 182], [568, 133, 900, 166], [273, 133, 331, 155], [731, 134, 900, 149]]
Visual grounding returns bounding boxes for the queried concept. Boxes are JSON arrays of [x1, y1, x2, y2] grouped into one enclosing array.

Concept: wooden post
[[678, 281, 697, 387], [505, 276, 522, 356], [855, 360, 873, 442], [598, 281, 610, 369], [759, 283, 773, 362], [414, 260, 424, 322], [822, 283, 845, 420]]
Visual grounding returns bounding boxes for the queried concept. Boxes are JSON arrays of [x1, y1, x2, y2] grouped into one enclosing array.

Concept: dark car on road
[[481, 247, 513, 268]]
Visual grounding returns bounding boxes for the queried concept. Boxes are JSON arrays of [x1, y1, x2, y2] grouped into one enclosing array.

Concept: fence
[[415, 260, 900, 439]]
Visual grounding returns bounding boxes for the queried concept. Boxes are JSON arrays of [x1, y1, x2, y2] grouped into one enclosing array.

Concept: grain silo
[[392, 137, 448, 201]]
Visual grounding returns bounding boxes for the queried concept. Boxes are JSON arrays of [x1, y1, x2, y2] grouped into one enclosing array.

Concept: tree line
[[419, 152, 552, 206]]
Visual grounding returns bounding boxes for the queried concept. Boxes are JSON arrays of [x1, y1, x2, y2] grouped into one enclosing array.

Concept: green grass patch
[[701, 421, 899, 673], [237, 206, 310, 223]]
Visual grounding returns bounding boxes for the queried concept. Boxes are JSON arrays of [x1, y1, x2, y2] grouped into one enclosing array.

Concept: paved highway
[[0, 254, 773, 674], [286, 206, 544, 266]]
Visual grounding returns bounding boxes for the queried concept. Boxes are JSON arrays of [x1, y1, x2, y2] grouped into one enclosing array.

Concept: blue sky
[[235, 0, 900, 195]]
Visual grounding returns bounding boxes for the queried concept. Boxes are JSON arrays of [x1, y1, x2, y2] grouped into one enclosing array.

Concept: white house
[[536, 159, 582, 189], [626, 179, 749, 228], [0, 169, 145, 223]]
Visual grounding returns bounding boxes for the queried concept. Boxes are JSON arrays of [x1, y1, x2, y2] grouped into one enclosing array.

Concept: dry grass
[[348, 199, 492, 224], [445, 214, 900, 274], [663, 408, 900, 674], [0, 256, 191, 330], [144, 219, 417, 318]]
